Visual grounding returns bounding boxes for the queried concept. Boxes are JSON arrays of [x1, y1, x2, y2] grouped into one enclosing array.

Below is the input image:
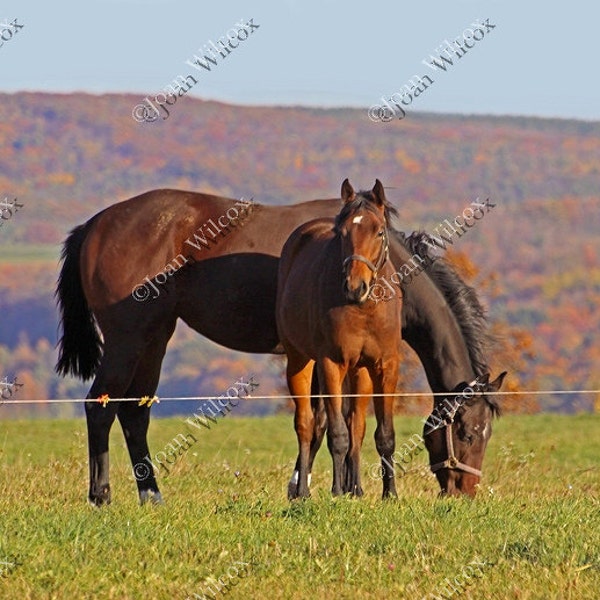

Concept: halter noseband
[[341, 224, 390, 278], [426, 396, 483, 478]]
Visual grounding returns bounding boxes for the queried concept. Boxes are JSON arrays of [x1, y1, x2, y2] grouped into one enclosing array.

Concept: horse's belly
[[176, 254, 282, 353]]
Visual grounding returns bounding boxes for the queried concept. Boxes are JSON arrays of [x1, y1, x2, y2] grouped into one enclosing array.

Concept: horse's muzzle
[[343, 279, 370, 304]]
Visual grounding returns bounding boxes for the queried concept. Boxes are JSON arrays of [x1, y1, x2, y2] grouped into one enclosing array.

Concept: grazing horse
[[395, 233, 507, 497], [288, 232, 508, 499], [56, 188, 504, 505], [277, 179, 402, 499], [423, 373, 506, 497]]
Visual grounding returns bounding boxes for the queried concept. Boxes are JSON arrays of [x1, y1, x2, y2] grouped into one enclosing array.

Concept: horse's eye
[[377, 230, 384, 237]]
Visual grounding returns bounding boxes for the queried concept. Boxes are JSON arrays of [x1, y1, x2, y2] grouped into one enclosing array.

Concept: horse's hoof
[[287, 482, 298, 500], [139, 490, 164, 505], [287, 470, 311, 500], [343, 479, 364, 497], [87, 497, 109, 508], [88, 485, 111, 507], [288, 485, 311, 500], [288, 469, 299, 499]]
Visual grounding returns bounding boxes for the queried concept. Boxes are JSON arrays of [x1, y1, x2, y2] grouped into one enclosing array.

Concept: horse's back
[[78, 189, 221, 307], [276, 217, 333, 345], [278, 218, 335, 281]]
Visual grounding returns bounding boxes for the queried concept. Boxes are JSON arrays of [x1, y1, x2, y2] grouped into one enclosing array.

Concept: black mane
[[391, 229, 499, 415]]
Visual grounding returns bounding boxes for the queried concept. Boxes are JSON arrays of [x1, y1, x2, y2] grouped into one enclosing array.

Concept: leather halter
[[426, 393, 483, 478], [341, 223, 390, 278]]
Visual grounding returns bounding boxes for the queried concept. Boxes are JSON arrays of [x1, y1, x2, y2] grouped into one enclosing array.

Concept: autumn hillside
[[0, 92, 599, 416]]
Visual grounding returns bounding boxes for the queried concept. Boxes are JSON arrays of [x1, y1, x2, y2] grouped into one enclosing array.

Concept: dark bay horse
[[397, 233, 507, 496], [56, 188, 505, 505], [277, 180, 402, 499], [423, 372, 506, 497]]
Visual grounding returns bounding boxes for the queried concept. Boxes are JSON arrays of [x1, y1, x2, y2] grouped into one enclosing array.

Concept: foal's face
[[340, 209, 386, 304]]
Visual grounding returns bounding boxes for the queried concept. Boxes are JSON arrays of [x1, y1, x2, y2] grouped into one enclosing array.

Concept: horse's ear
[[372, 179, 386, 206], [473, 373, 489, 388], [341, 178, 355, 203], [488, 371, 507, 392]]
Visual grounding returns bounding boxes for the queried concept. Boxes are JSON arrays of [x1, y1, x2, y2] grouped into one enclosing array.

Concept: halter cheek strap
[[429, 422, 482, 478], [427, 387, 483, 478], [342, 227, 390, 278]]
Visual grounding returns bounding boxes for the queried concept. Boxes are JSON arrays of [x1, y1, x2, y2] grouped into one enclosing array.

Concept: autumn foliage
[[0, 93, 598, 415]]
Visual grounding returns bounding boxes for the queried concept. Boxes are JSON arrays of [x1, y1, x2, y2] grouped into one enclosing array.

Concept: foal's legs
[[344, 367, 371, 496], [319, 357, 349, 496], [286, 348, 315, 499], [118, 318, 176, 505], [372, 359, 399, 499], [307, 395, 327, 474], [288, 370, 327, 498]]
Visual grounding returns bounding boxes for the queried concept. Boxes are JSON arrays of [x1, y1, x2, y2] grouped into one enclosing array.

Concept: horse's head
[[423, 371, 507, 497], [336, 178, 390, 304]]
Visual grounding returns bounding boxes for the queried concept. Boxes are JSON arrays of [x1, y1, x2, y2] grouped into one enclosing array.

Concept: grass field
[[0, 414, 598, 599]]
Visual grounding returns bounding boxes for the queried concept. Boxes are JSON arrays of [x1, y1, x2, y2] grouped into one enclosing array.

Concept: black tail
[[55, 220, 103, 380]]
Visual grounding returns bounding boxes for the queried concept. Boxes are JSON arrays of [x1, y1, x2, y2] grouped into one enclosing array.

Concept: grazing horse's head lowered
[[57, 182, 500, 505], [336, 178, 392, 305], [424, 371, 507, 497]]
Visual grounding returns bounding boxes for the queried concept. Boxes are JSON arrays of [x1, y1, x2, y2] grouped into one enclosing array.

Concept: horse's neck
[[389, 241, 478, 392], [403, 313, 476, 392]]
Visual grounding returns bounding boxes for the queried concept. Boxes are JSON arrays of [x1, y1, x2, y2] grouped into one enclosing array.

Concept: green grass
[[0, 414, 598, 599]]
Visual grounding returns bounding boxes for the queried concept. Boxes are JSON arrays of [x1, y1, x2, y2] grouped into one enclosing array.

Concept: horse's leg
[[85, 340, 144, 506], [288, 369, 327, 497], [344, 367, 371, 496], [118, 318, 177, 505], [373, 359, 399, 499], [84, 400, 119, 507], [286, 349, 314, 500], [307, 394, 327, 476], [320, 357, 348, 497]]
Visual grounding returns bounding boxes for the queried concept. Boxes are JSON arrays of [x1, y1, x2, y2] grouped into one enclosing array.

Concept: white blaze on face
[[352, 215, 363, 224]]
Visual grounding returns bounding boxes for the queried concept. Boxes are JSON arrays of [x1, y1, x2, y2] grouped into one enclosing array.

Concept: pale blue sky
[[1, 0, 598, 120]]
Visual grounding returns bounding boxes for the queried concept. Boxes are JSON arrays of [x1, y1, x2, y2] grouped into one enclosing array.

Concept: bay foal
[[277, 179, 402, 499]]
